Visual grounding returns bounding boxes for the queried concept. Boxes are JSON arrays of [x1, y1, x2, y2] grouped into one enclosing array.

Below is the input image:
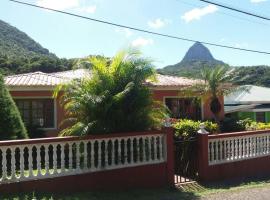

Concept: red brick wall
[[152, 90, 225, 121]]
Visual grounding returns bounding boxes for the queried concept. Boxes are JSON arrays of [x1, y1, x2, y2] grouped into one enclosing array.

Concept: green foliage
[[0, 19, 52, 58], [0, 74, 28, 140], [0, 54, 74, 75], [160, 64, 270, 88], [220, 117, 252, 133], [0, 19, 75, 75], [181, 66, 235, 124], [245, 121, 270, 131], [220, 117, 270, 133], [54, 49, 167, 136], [231, 66, 270, 87], [173, 119, 218, 139], [26, 125, 46, 139]]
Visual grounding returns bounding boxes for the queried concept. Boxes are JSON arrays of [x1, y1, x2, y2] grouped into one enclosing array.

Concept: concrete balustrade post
[[198, 123, 209, 182]]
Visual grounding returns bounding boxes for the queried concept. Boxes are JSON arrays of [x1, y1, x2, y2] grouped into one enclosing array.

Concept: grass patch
[[2, 176, 270, 199], [0, 188, 200, 200], [181, 176, 270, 197]]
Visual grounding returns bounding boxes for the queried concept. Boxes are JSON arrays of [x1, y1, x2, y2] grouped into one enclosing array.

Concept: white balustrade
[[0, 133, 166, 184], [209, 132, 270, 165]]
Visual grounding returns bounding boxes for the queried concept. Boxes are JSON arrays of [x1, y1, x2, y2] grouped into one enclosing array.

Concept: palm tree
[[54, 49, 167, 136], [184, 66, 235, 125]]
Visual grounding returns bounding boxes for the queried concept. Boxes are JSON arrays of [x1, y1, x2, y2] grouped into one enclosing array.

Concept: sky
[[1, 0, 270, 68]]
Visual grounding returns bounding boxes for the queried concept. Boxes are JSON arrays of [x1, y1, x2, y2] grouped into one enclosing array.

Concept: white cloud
[[181, 5, 218, 23], [131, 37, 154, 47], [37, 0, 79, 10], [234, 42, 249, 48], [36, 0, 96, 14], [77, 5, 96, 14], [115, 28, 133, 38], [148, 18, 167, 29], [220, 38, 226, 42], [250, 0, 267, 3]]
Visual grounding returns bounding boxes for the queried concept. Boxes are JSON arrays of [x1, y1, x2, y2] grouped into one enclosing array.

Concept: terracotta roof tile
[[147, 74, 202, 87], [5, 69, 200, 88]]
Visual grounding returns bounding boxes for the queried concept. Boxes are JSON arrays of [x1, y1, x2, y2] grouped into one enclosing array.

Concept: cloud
[[36, 0, 96, 14], [131, 37, 154, 47], [36, 0, 79, 10], [181, 4, 218, 23], [148, 18, 168, 29], [115, 28, 133, 38], [77, 5, 96, 14], [234, 42, 249, 48], [250, 0, 267, 3]]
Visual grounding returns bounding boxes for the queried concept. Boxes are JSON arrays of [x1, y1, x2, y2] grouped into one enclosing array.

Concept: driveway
[[202, 186, 270, 200]]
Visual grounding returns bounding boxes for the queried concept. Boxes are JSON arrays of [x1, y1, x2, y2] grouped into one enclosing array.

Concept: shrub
[[0, 74, 28, 140], [54, 49, 167, 136], [257, 123, 270, 130], [26, 125, 46, 138], [246, 121, 270, 131], [173, 119, 218, 139], [220, 117, 253, 133]]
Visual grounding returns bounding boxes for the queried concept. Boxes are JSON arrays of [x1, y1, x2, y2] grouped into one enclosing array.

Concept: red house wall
[[9, 89, 224, 137], [152, 90, 225, 121], [10, 91, 65, 137]]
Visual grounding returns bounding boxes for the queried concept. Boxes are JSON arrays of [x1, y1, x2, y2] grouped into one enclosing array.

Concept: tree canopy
[[0, 74, 28, 140], [54, 49, 167, 136]]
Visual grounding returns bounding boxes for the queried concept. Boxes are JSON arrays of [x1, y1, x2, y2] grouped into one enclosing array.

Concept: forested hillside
[[0, 19, 73, 75], [231, 66, 270, 87]]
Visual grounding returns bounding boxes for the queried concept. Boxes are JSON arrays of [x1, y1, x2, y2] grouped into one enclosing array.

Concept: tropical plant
[[0, 73, 28, 140], [182, 66, 237, 125], [173, 119, 218, 139], [54, 49, 167, 136]]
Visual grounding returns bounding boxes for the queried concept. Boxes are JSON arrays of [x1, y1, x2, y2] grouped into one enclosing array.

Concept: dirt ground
[[202, 186, 270, 200]]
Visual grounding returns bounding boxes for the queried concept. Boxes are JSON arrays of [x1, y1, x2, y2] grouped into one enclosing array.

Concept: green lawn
[[2, 177, 270, 200]]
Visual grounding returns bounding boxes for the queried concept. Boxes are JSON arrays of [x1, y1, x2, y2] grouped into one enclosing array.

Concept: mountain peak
[[181, 42, 215, 63]]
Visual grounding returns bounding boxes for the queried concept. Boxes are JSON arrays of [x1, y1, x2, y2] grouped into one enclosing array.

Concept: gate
[[174, 137, 198, 184]]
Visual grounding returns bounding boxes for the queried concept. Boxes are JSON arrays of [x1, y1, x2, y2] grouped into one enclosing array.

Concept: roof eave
[[7, 85, 55, 91]]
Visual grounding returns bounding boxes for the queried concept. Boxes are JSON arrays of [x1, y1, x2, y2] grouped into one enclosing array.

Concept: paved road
[[202, 186, 270, 200]]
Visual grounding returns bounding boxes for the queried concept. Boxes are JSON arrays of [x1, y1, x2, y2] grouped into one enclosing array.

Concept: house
[[224, 85, 270, 123], [5, 69, 225, 137]]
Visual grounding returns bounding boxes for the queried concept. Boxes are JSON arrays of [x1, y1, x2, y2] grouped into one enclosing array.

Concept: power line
[[8, 0, 270, 55], [197, 0, 270, 21], [178, 0, 270, 27]]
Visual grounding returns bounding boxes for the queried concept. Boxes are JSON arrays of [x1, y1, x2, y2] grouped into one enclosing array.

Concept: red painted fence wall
[[0, 127, 174, 193], [198, 129, 270, 182]]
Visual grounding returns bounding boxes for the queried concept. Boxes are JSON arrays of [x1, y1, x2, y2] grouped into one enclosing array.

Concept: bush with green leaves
[[0, 74, 28, 140], [220, 117, 253, 133], [54, 49, 167, 136], [173, 119, 218, 139], [245, 121, 270, 131]]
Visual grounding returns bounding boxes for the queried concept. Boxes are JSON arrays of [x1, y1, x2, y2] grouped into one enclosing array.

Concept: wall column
[[198, 124, 209, 182]]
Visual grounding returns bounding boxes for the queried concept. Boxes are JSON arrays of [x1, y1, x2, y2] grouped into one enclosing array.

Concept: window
[[256, 112, 266, 123], [165, 97, 201, 120], [15, 99, 55, 128]]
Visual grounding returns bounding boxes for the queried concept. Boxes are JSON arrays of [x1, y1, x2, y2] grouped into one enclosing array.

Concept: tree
[[0, 74, 28, 140], [184, 66, 236, 124], [54, 49, 167, 136]]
